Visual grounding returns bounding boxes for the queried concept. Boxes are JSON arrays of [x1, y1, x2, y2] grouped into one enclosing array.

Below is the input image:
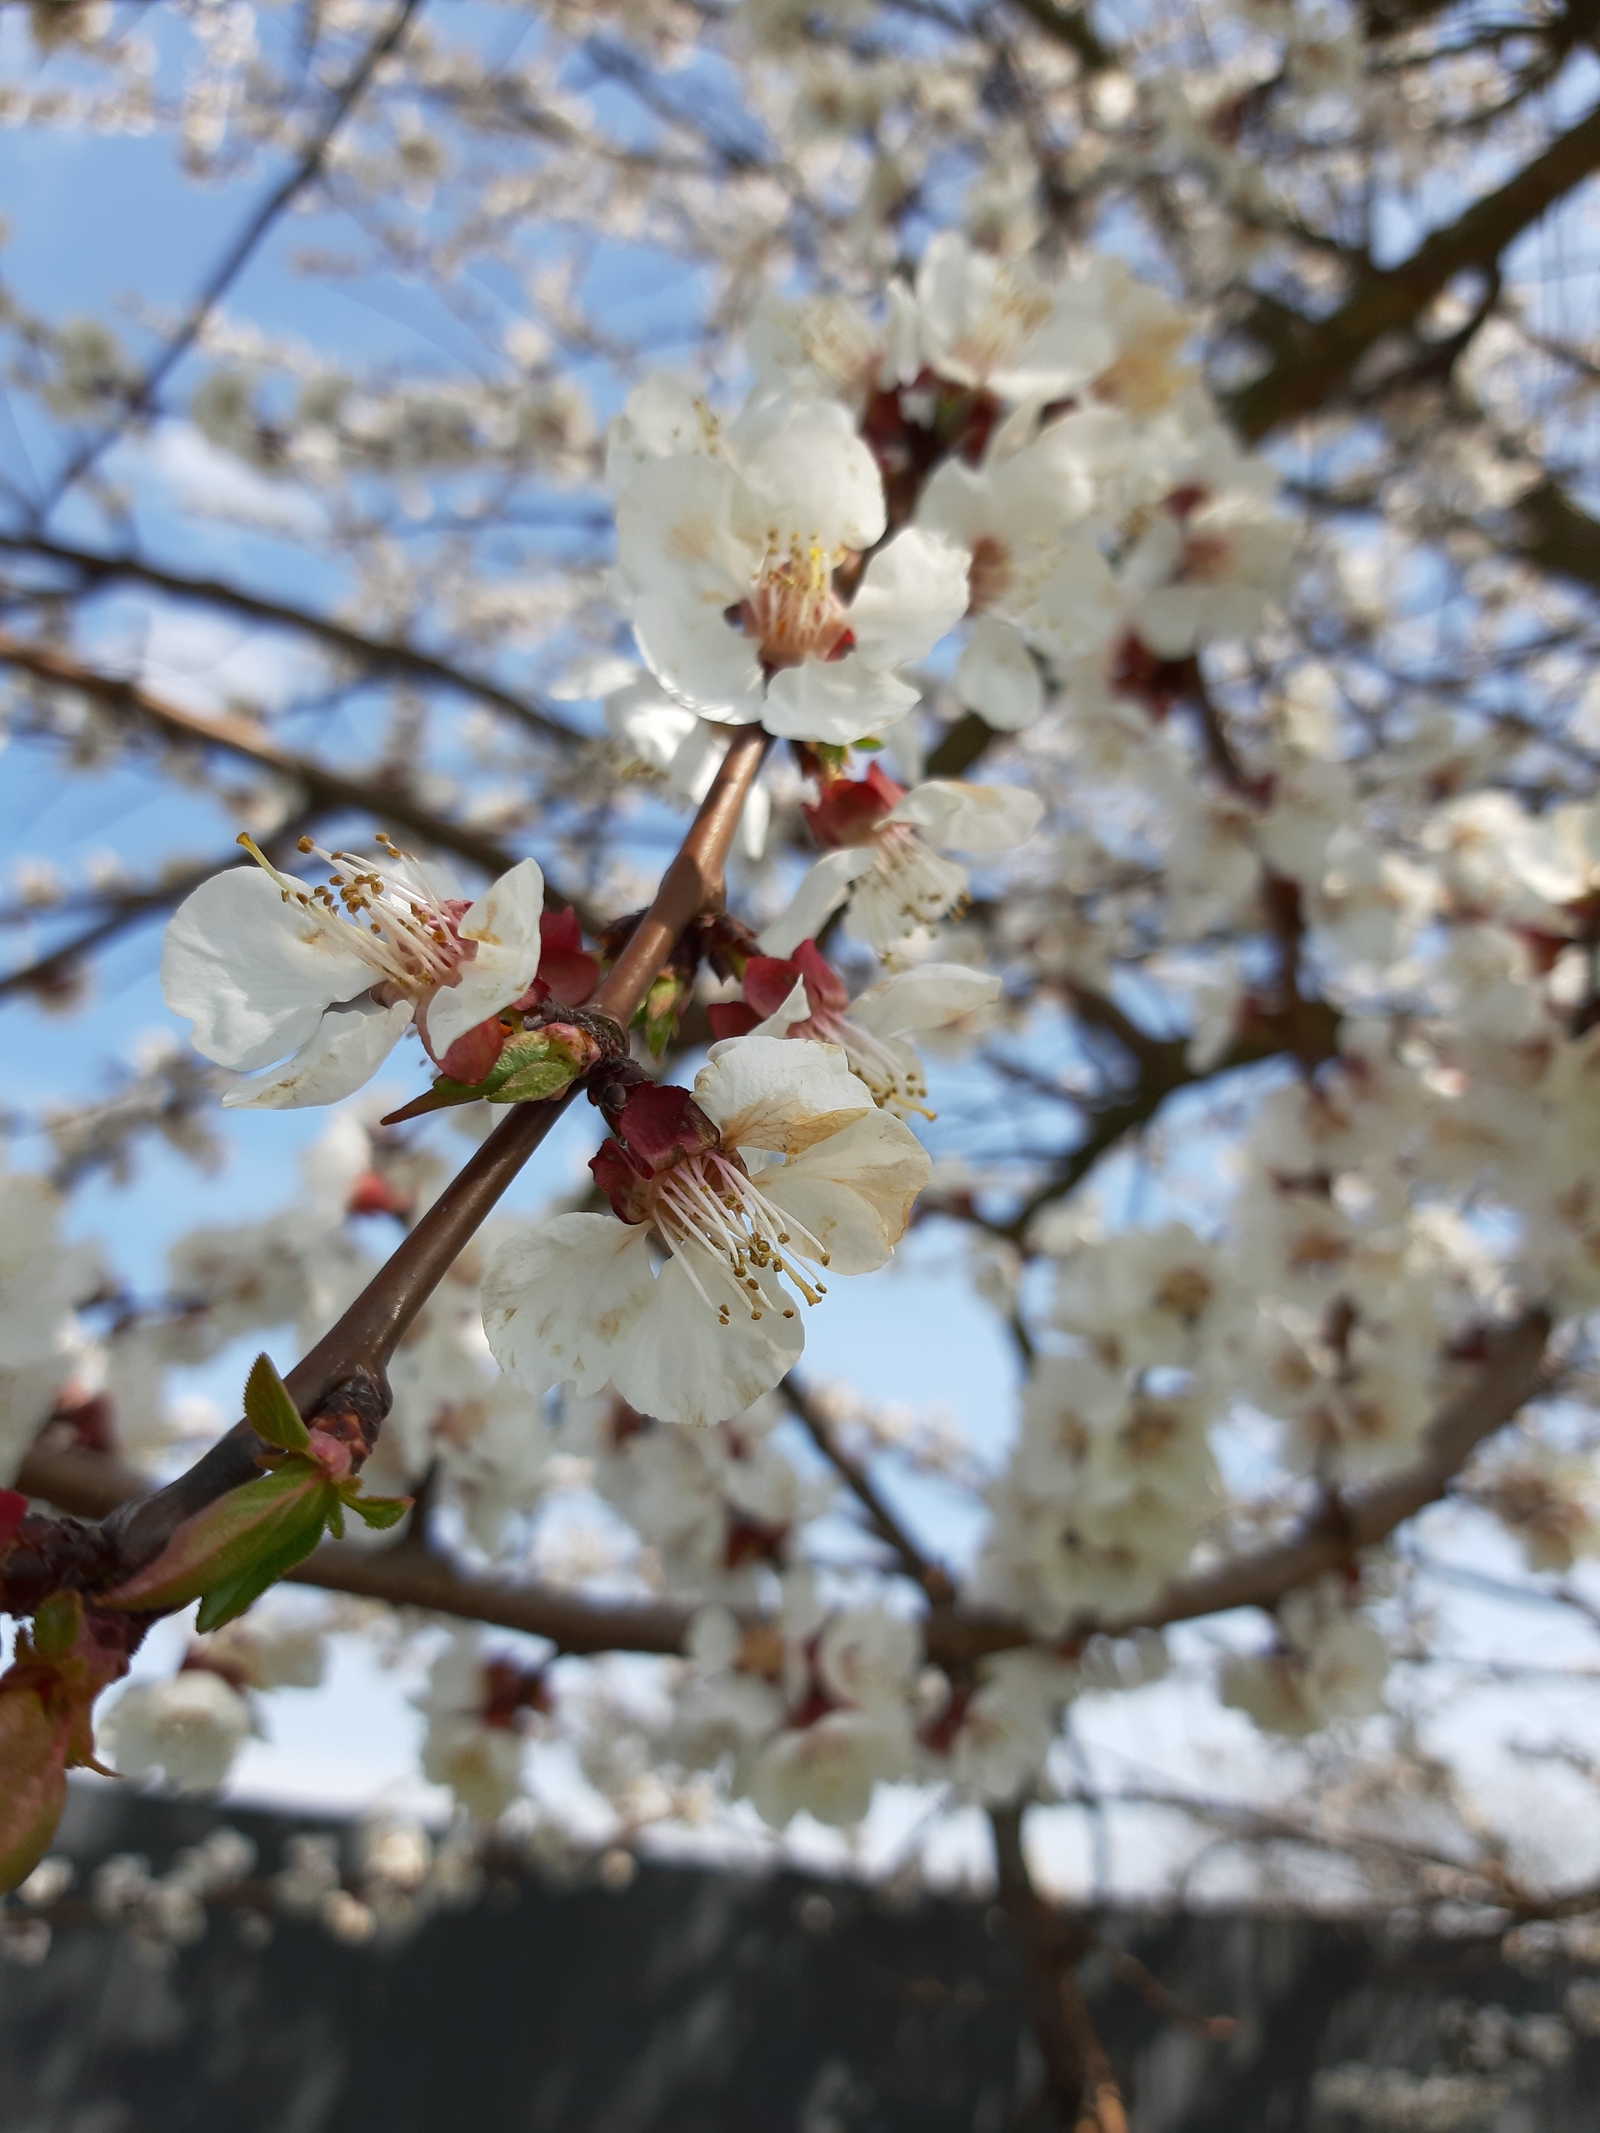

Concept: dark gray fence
[[0, 1786, 1592, 2132]]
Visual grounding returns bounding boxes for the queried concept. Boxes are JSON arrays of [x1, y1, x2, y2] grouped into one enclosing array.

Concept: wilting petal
[[426, 857, 546, 1055], [847, 529, 972, 672], [757, 848, 879, 958], [888, 779, 1045, 853], [956, 617, 1043, 732], [221, 997, 415, 1110], [850, 963, 1001, 1039], [610, 1254, 804, 1427], [762, 1111, 931, 1274], [482, 1215, 656, 1398], [162, 868, 377, 1072], [696, 1035, 874, 1154]]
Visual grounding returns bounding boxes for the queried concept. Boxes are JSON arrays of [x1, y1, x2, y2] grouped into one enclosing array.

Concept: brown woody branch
[[5, 724, 770, 1608], [0, 633, 532, 881], [0, 533, 579, 745], [14, 1303, 1552, 1664], [0, 828, 324, 1007], [1229, 101, 1600, 441], [989, 1802, 1129, 2131], [1001, 0, 1116, 73]]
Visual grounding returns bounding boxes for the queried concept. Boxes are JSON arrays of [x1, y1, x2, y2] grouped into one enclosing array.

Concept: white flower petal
[[757, 848, 879, 958], [616, 454, 754, 600], [606, 373, 719, 487], [1130, 589, 1203, 658], [425, 857, 546, 1055], [632, 592, 766, 727], [956, 617, 1043, 731], [749, 976, 811, 1039], [221, 996, 414, 1110], [1026, 537, 1121, 661], [846, 529, 971, 670], [850, 963, 1002, 1039], [605, 678, 701, 770], [162, 867, 378, 1071], [611, 1254, 804, 1427], [888, 779, 1045, 853], [763, 1110, 931, 1274], [994, 306, 1116, 402], [482, 1215, 657, 1398], [725, 394, 886, 553], [696, 1034, 874, 1153], [760, 659, 917, 745]]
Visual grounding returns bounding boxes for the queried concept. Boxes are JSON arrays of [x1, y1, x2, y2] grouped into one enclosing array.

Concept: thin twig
[[7, 726, 771, 1599], [778, 1375, 954, 1600], [0, 632, 537, 879], [34, 0, 427, 516], [0, 533, 579, 745]]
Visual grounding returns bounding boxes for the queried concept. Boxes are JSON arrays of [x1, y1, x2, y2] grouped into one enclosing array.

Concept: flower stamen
[[649, 1149, 831, 1325], [236, 832, 470, 999]]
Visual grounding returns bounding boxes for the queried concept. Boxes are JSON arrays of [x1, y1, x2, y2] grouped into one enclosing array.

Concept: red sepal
[[613, 1081, 720, 1168], [540, 908, 600, 1005], [0, 1492, 27, 1562], [802, 760, 905, 850], [436, 1016, 508, 1085], [792, 939, 848, 1015], [589, 1138, 653, 1224], [742, 955, 804, 1020], [708, 1001, 762, 1041], [348, 1170, 414, 1220]]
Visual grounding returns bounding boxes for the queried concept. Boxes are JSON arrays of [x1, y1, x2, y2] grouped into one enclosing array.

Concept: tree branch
[[0, 633, 529, 880], [1230, 101, 1600, 440], [36, 0, 427, 516], [777, 1375, 954, 1600], [0, 533, 579, 746], [989, 1802, 1128, 2131], [0, 825, 314, 1007], [5, 724, 771, 1605], [11, 1302, 1552, 1669]]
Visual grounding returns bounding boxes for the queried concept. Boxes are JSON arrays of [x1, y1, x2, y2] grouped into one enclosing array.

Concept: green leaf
[[243, 1353, 310, 1453], [0, 1688, 69, 1896], [379, 1081, 486, 1125], [489, 1058, 578, 1103], [30, 1590, 83, 1664], [101, 1464, 335, 1617], [642, 972, 683, 1061], [194, 1510, 332, 1634], [345, 1491, 412, 1531], [326, 1496, 345, 1542]]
